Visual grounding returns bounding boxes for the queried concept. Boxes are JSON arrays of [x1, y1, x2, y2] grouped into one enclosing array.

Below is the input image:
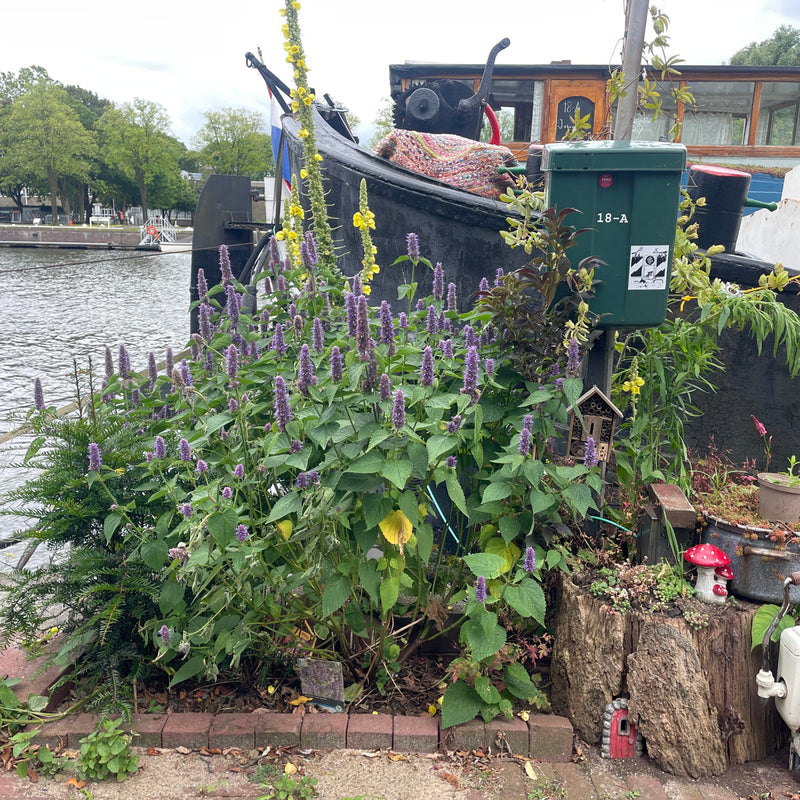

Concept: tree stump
[[550, 573, 785, 778]]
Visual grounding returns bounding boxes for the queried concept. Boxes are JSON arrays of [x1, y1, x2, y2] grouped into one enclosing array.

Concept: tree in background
[[0, 65, 52, 107], [730, 25, 800, 66], [98, 98, 180, 220], [192, 107, 273, 178], [368, 101, 394, 149], [1, 84, 96, 221]]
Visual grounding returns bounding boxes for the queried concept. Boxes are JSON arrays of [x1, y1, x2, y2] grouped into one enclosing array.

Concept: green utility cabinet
[[543, 141, 687, 329]]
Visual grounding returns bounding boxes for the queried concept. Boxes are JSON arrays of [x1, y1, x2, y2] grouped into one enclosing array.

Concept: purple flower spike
[[380, 372, 392, 401], [236, 524, 249, 542], [312, 318, 324, 352], [197, 268, 209, 301], [293, 314, 304, 337], [330, 346, 343, 382], [225, 283, 240, 327], [352, 273, 363, 296], [33, 378, 44, 410], [196, 459, 208, 474], [420, 346, 434, 386], [305, 231, 318, 265], [229, 397, 239, 413], [273, 375, 293, 432], [463, 325, 477, 349], [524, 546, 536, 574], [440, 339, 454, 358], [290, 439, 304, 454], [181, 503, 193, 518], [392, 389, 406, 430], [567, 338, 581, 377], [199, 303, 213, 342], [104, 346, 114, 379], [416, 298, 425, 312], [494, 268, 505, 287], [219, 244, 233, 285], [356, 295, 371, 357], [344, 293, 357, 337], [379, 301, 394, 345], [446, 455, 457, 468], [180, 359, 193, 387], [268, 235, 281, 268], [460, 346, 480, 404], [234, 463, 245, 479], [447, 282, 457, 312], [118, 344, 131, 379], [475, 576, 487, 603], [222, 486, 233, 499], [154, 436, 167, 459], [446, 414, 462, 433], [433, 262, 444, 302], [584, 436, 599, 468], [165, 347, 174, 377], [226, 344, 239, 383], [479, 276, 490, 294], [179, 439, 192, 461], [159, 625, 171, 647], [426, 305, 437, 334], [519, 414, 533, 457], [398, 312, 408, 329], [485, 358, 495, 376], [297, 344, 317, 395], [271, 323, 287, 357], [147, 352, 158, 390], [87, 443, 102, 471], [406, 232, 420, 260]]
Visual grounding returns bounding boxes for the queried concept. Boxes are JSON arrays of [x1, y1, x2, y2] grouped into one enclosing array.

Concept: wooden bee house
[[567, 385, 622, 463]]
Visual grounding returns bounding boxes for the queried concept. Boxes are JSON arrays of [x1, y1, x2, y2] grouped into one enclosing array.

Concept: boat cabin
[[389, 62, 800, 169]]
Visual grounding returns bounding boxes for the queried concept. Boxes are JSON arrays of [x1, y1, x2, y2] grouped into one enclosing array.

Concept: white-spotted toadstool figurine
[[684, 543, 731, 604], [714, 564, 734, 601]]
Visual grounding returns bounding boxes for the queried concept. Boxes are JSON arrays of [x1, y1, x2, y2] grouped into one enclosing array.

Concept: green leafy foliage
[[77, 718, 138, 782], [751, 604, 796, 651]]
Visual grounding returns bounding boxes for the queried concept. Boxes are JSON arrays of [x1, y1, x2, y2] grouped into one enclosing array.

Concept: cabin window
[[755, 81, 800, 145], [681, 81, 755, 146], [481, 79, 543, 142], [631, 85, 678, 142]]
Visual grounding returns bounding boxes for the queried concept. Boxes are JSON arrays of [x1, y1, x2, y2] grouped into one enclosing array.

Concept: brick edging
[[33, 710, 573, 761]]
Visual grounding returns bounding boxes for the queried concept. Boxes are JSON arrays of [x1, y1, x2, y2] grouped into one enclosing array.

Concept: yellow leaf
[[518, 710, 530, 722], [277, 520, 293, 541], [379, 510, 412, 548], [287, 695, 311, 706], [267, 685, 276, 695], [284, 762, 298, 775], [389, 753, 409, 762], [427, 704, 437, 716], [525, 762, 537, 781]]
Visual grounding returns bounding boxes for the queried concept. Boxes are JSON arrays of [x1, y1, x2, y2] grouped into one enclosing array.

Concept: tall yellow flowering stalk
[[281, 0, 339, 286], [353, 179, 380, 294]]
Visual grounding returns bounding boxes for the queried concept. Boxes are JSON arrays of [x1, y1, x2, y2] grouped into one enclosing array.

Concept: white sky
[[3, 0, 800, 146]]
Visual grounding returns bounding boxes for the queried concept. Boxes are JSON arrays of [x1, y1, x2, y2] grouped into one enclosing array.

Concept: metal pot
[[701, 515, 800, 604]]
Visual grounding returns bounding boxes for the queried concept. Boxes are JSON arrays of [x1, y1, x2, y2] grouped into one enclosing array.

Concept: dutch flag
[[269, 87, 292, 189]]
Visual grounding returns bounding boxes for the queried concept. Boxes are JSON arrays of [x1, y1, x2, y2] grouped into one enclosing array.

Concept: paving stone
[[346, 714, 393, 750], [162, 711, 213, 749], [253, 712, 301, 749], [528, 713, 573, 762], [541, 762, 599, 799], [30, 716, 75, 750], [626, 773, 671, 800], [393, 715, 438, 753], [486, 717, 529, 756], [443, 718, 485, 751], [300, 713, 348, 750], [0, 643, 72, 711], [66, 713, 103, 746], [130, 713, 167, 748], [208, 713, 256, 750]]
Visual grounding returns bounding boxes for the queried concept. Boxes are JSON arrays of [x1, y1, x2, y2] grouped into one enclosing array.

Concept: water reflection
[[0, 247, 191, 569]]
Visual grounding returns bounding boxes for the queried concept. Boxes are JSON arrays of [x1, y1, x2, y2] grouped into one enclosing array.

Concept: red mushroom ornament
[[684, 543, 731, 604]]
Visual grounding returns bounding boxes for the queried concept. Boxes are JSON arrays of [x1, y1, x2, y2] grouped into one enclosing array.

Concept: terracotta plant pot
[[758, 472, 800, 523]]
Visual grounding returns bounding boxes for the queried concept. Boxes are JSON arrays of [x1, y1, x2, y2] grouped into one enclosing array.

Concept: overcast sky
[[3, 0, 800, 146]]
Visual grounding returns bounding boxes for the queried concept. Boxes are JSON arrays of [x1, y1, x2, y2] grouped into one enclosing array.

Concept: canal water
[[0, 247, 191, 570]]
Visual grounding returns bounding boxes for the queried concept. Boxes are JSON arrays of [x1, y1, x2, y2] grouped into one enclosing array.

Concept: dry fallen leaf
[[147, 747, 159, 756], [66, 778, 87, 788], [388, 753, 409, 762], [525, 761, 538, 781], [174, 746, 191, 755], [440, 772, 459, 787], [284, 762, 298, 775]]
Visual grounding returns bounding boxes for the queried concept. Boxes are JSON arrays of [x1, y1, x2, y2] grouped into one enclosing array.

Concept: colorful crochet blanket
[[374, 129, 517, 200]]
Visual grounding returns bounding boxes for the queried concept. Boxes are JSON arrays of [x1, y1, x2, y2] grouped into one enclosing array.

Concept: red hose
[[484, 103, 501, 145]]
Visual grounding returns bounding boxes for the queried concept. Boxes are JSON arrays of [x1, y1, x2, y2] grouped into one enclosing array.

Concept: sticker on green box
[[628, 245, 669, 291]]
